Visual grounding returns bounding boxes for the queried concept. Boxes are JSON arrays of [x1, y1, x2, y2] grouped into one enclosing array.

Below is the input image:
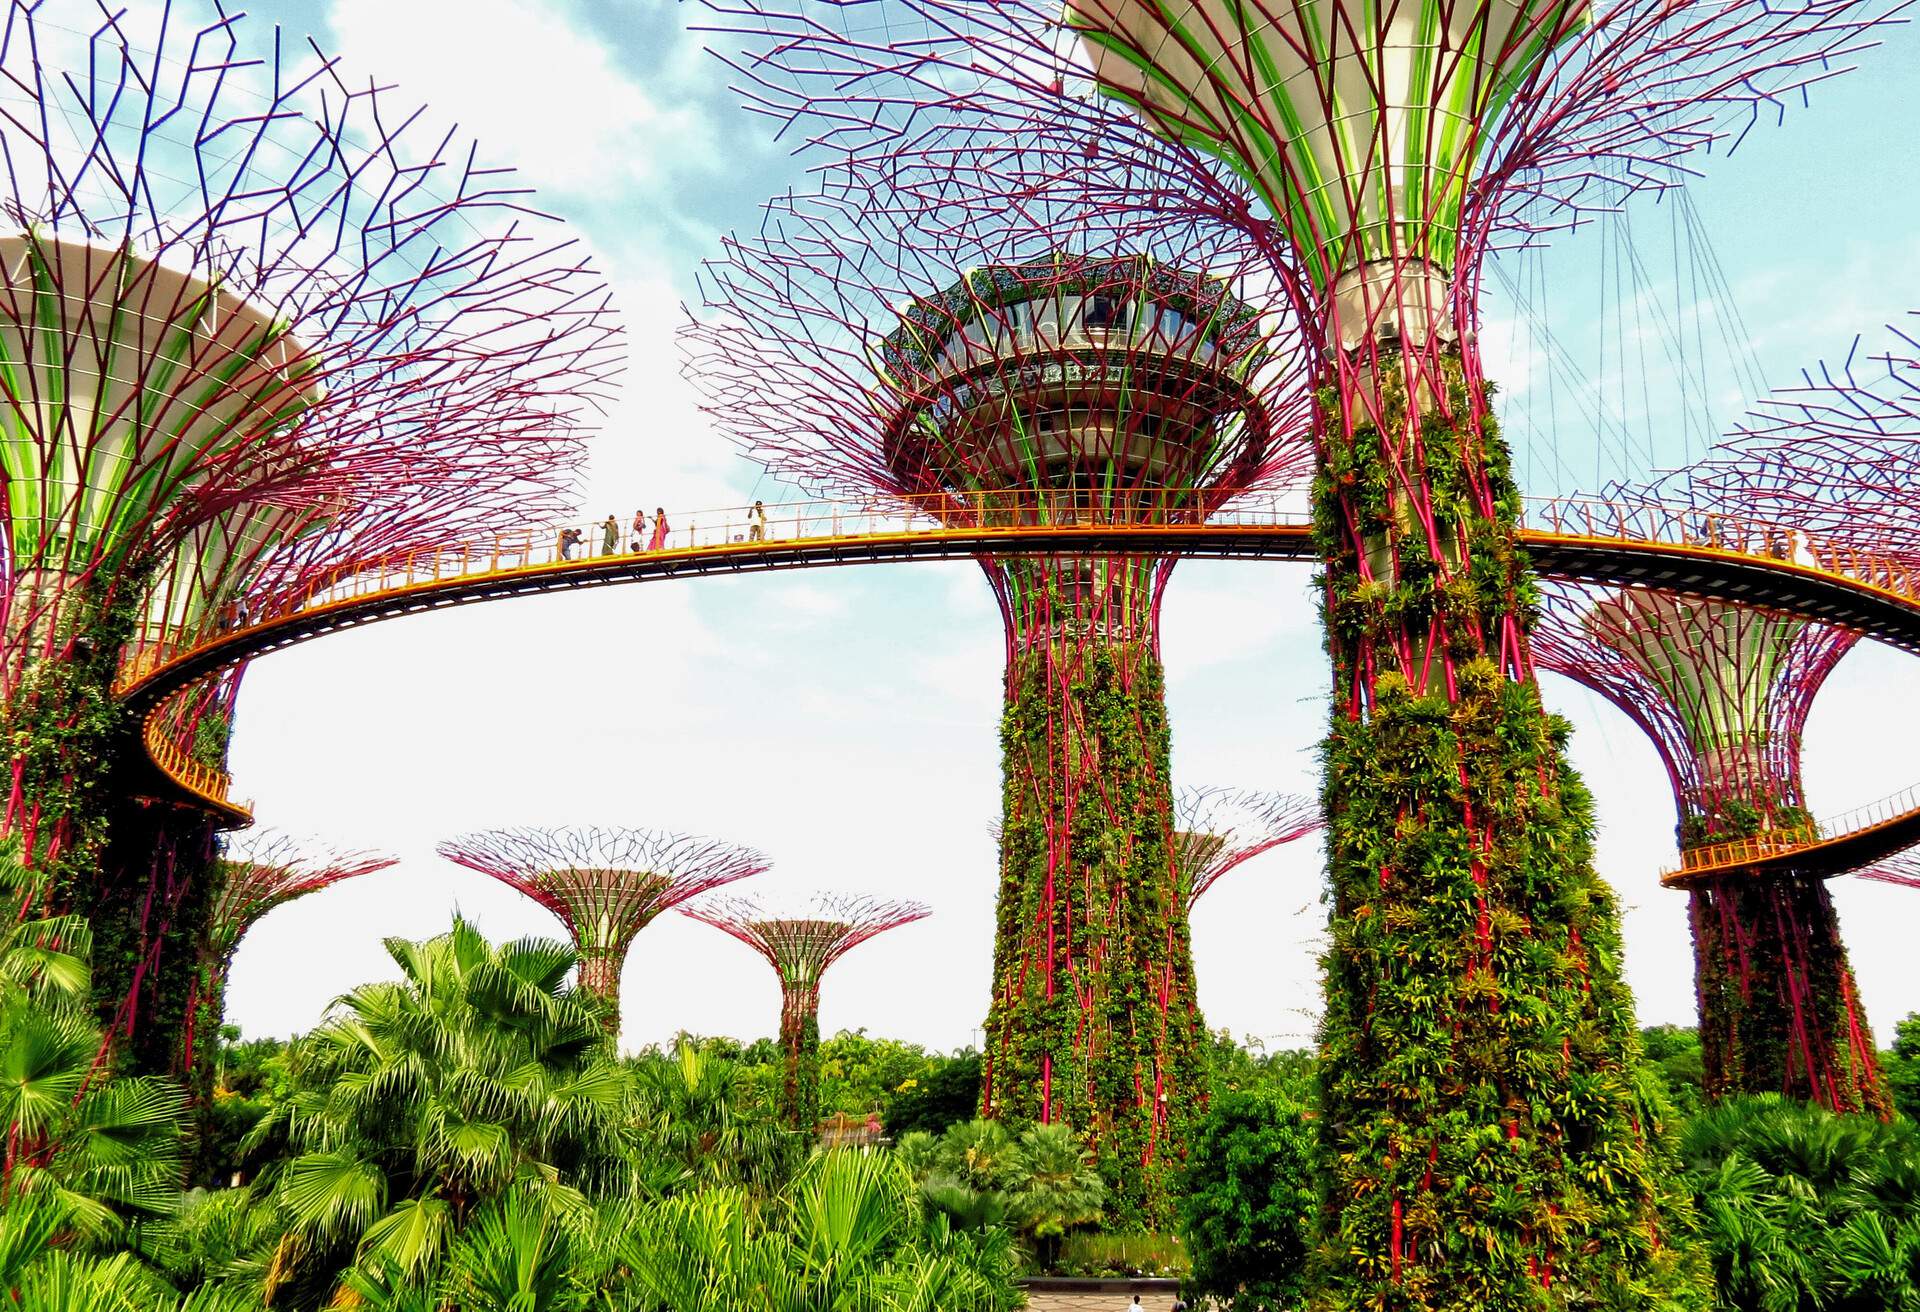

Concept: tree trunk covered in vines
[[779, 983, 822, 1132], [1690, 873, 1888, 1116], [99, 799, 223, 1077], [1310, 354, 1710, 1310], [981, 636, 1201, 1229], [576, 949, 624, 1035], [4, 577, 135, 923]]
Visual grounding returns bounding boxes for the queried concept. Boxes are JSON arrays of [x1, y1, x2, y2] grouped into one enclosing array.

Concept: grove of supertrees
[[694, 0, 1902, 1299], [684, 892, 929, 1131], [1533, 581, 1889, 1115], [0, 0, 621, 1068], [437, 826, 771, 1032], [181, 833, 395, 1088], [686, 193, 1316, 1218]]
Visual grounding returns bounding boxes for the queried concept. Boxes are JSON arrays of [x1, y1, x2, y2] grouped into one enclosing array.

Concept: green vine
[[983, 635, 1202, 1228], [1308, 354, 1711, 1310], [1690, 875, 1889, 1116], [780, 984, 824, 1131]]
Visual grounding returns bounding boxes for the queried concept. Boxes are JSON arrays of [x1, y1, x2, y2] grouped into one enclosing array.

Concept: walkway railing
[[109, 491, 1920, 878]]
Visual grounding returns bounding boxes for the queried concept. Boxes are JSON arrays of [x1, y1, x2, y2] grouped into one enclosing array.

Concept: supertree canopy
[[1533, 582, 1888, 1115], [692, 0, 1896, 1298], [0, 0, 621, 1059], [437, 826, 771, 1030], [1160, 785, 1320, 1099], [1172, 785, 1323, 910], [180, 831, 395, 1082], [684, 892, 929, 1131], [1682, 319, 1920, 556], [686, 187, 1313, 1222]]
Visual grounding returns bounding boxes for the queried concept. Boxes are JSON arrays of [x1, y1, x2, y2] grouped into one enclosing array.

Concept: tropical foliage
[[0, 917, 1028, 1310], [897, 1117, 1105, 1269], [1683, 1095, 1920, 1311], [1180, 1087, 1317, 1309]]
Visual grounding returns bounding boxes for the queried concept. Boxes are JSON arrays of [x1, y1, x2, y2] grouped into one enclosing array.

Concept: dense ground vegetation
[[4, 894, 1919, 1310], [0, 917, 1025, 1310]]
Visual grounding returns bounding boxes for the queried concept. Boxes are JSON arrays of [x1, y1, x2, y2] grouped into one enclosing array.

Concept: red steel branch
[[1532, 580, 1856, 838], [0, 0, 626, 688], [1174, 785, 1324, 909], [1680, 319, 1920, 559]]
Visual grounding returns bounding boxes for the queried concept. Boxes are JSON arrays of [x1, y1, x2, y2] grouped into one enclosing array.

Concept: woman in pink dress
[[647, 506, 669, 550]]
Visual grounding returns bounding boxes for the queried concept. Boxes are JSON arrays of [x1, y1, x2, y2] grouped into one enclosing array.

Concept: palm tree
[[0, 913, 188, 1239], [1685, 1094, 1920, 1310], [1002, 1123, 1105, 1272], [244, 916, 627, 1299], [627, 1040, 797, 1195]]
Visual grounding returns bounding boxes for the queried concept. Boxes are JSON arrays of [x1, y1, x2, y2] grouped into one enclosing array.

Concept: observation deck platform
[[114, 495, 1920, 885]]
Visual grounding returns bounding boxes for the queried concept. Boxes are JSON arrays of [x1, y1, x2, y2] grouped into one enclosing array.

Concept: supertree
[[1532, 581, 1888, 1114], [683, 892, 929, 1131], [693, 0, 1896, 1297], [437, 826, 771, 1031], [1173, 786, 1323, 911], [0, 0, 621, 1060], [1165, 785, 1320, 1080], [1682, 319, 1920, 556], [180, 831, 395, 1085], [685, 183, 1315, 1220]]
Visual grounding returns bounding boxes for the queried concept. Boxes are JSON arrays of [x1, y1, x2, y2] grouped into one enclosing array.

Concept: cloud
[[325, 0, 716, 203]]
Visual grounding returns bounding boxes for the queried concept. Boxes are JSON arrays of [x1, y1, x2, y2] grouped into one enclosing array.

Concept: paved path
[[1024, 1295, 1186, 1311]]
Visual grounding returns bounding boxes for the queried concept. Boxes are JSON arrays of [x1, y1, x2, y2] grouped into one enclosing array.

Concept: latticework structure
[[1173, 786, 1323, 910], [1683, 319, 1920, 557], [1163, 785, 1320, 1091], [438, 826, 770, 1031], [181, 832, 395, 1081], [1533, 582, 1887, 1114], [687, 196, 1314, 1220], [694, 0, 1897, 1296], [0, 0, 621, 1062], [684, 893, 929, 1131]]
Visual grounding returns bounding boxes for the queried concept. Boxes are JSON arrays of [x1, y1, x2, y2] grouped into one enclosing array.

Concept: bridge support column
[[981, 620, 1202, 1230], [1690, 872, 1889, 1116]]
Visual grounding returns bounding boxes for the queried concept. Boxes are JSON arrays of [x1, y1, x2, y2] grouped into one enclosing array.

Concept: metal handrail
[[112, 491, 1920, 864]]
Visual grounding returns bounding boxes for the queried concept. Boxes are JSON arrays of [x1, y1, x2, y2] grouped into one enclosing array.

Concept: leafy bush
[[1056, 1228, 1189, 1277], [1684, 1094, 1920, 1311], [896, 1117, 1104, 1269], [1884, 1012, 1920, 1124], [1180, 1088, 1316, 1310]]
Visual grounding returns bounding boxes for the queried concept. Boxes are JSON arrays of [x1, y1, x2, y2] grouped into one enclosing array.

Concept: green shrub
[[1180, 1088, 1316, 1310], [1056, 1229, 1189, 1277]]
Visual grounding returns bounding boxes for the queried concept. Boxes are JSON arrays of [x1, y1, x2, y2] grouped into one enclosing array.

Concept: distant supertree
[[0, 0, 621, 1059], [685, 893, 929, 1130], [695, 0, 1893, 1291], [182, 832, 395, 1082], [1533, 582, 1887, 1115], [438, 827, 770, 1031], [686, 188, 1312, 1220], [1164, 786, 1320, 1077], [1173, 787, 1323, 911]]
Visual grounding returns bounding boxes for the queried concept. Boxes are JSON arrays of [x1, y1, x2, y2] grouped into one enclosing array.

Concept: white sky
[[216, 0, 1920, 1055]]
